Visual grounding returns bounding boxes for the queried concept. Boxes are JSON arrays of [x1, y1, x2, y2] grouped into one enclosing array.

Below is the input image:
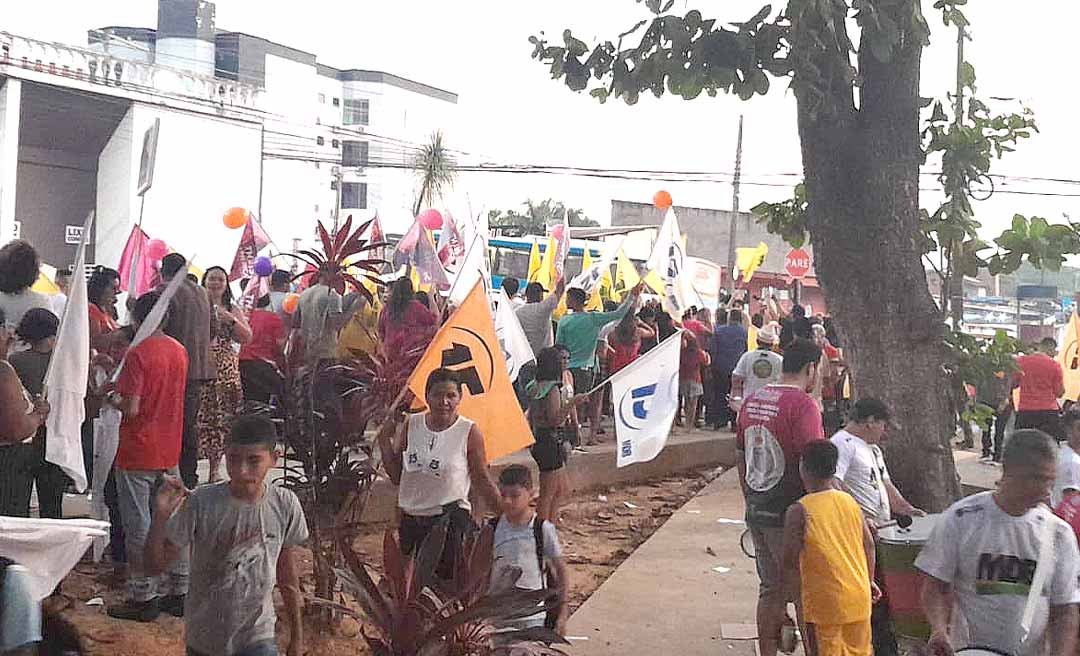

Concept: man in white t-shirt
[[731, 324, 783, 405], [917, 429, 1080, 656], [832, 398, 922, 526], [832, 398, 922, 656], [1052, 408, 1080, 508]]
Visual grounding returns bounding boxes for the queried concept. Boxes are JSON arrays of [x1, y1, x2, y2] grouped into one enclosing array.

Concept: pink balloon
[[146, 239, 169, 261], [418, 209, 443, 230]]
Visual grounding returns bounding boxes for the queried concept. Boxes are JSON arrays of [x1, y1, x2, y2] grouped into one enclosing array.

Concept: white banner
[[44, 211, 93, 492], [610, 331, 682, 468], [490, 289, 535, 381], [570, 237, 624, 294], [645, 209, 693, 315]]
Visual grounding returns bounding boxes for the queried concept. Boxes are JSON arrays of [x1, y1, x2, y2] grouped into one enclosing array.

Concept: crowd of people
[[6, 231, 1080, 656], [734, 317, 1080, 656]]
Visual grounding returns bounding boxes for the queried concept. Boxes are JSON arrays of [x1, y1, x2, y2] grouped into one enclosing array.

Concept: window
[[316, 136, 325, 146], [341, 141, 369, 168], [332, 97, 340, 107], [342, 182, 367, 210], [343, 98, 369, 126], [331, 139, 340, 149], [318, 92, 326, 104]]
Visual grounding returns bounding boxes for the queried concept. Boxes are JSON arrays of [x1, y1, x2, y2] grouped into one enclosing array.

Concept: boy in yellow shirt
[[781, 440, 880, 655]]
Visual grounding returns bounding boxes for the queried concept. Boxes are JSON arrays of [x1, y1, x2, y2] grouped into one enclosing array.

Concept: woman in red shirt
[[608, 311, 657, 375], [238, 294, 286, 404], [678, 331, 711, 432], [378, 277, 438, 382]]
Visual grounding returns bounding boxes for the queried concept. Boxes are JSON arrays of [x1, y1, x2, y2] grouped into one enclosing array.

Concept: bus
[[488, 236, 613, 290]]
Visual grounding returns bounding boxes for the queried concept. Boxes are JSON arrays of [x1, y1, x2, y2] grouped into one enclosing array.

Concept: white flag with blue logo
[[610, 331, 683, 468]]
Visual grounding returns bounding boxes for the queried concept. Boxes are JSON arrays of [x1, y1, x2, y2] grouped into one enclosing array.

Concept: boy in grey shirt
[[490, 465, 569, 635], [146, 415, 308, 656]]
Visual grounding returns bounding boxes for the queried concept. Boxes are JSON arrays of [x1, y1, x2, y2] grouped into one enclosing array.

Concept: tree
[[530, 0, 969, 508], [488, 198, 599, 236], [412, 130, 457, 216]]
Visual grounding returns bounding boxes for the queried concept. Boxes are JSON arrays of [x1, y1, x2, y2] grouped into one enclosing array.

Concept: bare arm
[[730, 375, 745, 399], [921, 574, 955, 656], [378, 417, 407, 485], [885, 480, 921, 516], [735, 447, 748, 497], [466, 425, 501, 513], [224, 306, 254, 344], [550, 555, 571, 635], [144, 476, 187, 575], [1047, 603, 1079, 656], [0, 365, 44, 444], [277, 546, 305, 656], [780, 504, 806, 605], [862, 517, 877, 583]]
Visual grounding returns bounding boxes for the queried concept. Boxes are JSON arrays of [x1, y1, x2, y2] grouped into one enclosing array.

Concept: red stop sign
[[784, 248, 812, 279]]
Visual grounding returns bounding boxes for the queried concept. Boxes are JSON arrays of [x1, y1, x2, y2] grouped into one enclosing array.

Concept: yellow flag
[[526, 238, 542, 283], [643, 270, 665, 296], [580, 248, 603, 311], [32, 263, 60, 295], [735, 241, 769, 282], [1059, 312, 1080, 402], [535, 237, 556, 289], [614, 249, 640, 301], [406, 281, 534, 460]]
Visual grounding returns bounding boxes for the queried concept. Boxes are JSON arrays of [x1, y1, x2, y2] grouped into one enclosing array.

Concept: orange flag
[[405, 280, 535, 461], [1059, 312, 1080, 402]]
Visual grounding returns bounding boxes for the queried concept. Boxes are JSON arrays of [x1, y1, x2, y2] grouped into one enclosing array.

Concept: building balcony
[[0, 32, 259, 109]]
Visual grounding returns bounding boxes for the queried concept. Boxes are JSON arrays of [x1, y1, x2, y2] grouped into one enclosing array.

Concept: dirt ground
[[56, 467, 717, 656]]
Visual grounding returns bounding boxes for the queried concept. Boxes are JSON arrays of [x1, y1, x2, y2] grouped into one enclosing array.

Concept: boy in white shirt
[[1052, 408, 1080, 508]]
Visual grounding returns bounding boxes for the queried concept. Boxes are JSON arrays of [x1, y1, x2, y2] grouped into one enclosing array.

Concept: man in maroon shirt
[[736, 338, 825, 656], [1014, 337, 1065, 441]]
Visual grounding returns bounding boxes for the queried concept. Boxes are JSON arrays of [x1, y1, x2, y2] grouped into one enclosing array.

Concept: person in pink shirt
[[1014, 337, 1065, 441], [736, 337, 825, 656]]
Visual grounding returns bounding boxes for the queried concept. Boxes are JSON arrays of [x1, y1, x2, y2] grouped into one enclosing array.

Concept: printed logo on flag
[[439, 327, 496, 397], [621, 440, 633, 458]]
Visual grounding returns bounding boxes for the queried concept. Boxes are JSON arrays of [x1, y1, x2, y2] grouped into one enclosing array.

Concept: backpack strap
[[533, 517, 547, 588]]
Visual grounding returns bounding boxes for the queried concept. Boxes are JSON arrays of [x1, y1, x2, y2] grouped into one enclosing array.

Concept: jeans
[[115, 467, 189, 601], [187, 641, 279, 656], [180, 380, 206, 489]]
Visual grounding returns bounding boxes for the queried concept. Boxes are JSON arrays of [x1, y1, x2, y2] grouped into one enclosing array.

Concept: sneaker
[[107, 598, 161, 622], [160, 594, 185, 618]]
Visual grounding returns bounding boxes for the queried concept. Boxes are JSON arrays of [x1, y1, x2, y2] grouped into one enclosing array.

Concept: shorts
[[570, 368, 595, 395], [530, 427, 567, 473], [804, 620, 872, 656], [1015, 410, 1064, 441], [749, 525, 791, 605], [680, 380, 704, 398]]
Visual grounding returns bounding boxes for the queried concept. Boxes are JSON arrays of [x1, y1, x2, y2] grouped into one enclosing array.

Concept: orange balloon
[[223, 207, 250, 230], [282, 293, 300, 314], [653, 190, 673, 210]]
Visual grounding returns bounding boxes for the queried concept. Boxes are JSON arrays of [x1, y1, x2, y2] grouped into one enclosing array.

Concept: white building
[[0, 0, 457, 273]]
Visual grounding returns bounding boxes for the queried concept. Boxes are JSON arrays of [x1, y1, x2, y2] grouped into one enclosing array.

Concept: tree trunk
[[793, 3, 961, 510]]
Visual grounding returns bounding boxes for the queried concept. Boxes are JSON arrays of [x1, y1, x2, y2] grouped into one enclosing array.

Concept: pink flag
[[437, 211, 466, 271], [550, 212, 571, 280], [229, 215, 272, 282], [117, 225, 157, 297]]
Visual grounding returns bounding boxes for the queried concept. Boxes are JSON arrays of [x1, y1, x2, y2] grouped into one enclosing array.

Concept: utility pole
[[331, 165, 343, 235], [947, 24, 966, 329], [726, 115, 744, 295]]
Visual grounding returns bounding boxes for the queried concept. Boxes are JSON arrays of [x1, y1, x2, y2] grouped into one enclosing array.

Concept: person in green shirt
[[555, 284, 642, 445]]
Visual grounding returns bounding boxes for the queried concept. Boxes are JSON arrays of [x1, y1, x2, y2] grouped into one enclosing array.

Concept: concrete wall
[[0, 78, 20, 247], [95, 103, 262, 275], [95, 110, 134, 274], [15, 146, 96, 268]]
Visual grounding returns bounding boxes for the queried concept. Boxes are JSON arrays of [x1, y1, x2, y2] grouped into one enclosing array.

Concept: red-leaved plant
[[290, 215, 387, 300]]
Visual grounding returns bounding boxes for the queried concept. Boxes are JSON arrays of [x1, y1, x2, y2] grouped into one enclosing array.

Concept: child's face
[[225, 444, 278, 494], [499, 483, 532, 517]]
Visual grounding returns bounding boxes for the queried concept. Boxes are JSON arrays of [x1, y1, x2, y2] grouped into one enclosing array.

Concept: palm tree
[[412, 130, 457, 216]]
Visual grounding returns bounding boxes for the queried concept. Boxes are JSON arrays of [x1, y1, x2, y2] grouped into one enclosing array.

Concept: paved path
[[566, 467, 765, 655], [566, 449, 997, 656]]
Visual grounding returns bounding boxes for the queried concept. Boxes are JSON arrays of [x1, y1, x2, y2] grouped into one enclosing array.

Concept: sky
[[6, 0, 1080, 250]]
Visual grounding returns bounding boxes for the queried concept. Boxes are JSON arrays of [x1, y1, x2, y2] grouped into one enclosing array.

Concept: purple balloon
[[254, 256, 274, 277]]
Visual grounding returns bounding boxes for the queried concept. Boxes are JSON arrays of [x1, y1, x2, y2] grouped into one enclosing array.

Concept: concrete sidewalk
[[566, 467, 763, 655], [564, 449, 1001, 656]]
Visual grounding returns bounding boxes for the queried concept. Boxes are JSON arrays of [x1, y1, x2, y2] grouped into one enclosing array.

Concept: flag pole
[[580, 329, 684, 397]]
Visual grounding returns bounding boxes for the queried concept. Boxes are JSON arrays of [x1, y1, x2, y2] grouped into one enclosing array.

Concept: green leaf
[[959, 61, 976, 89], [645, 0, 662, 14]]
